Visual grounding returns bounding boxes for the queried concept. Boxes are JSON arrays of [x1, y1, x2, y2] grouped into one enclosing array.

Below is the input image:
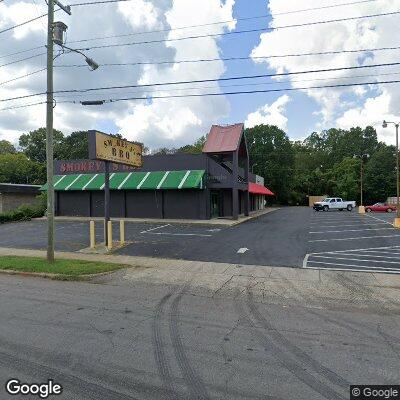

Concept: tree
[[19, 128, 64, 163], [327, 157, 360, 201], [178, 135, 206, 154], [0, 153, 45, 184], [364, 146, 396, 204], [58, 131, 89, 160], [0, 140, 16, 155], [245, 124, 295, 204]]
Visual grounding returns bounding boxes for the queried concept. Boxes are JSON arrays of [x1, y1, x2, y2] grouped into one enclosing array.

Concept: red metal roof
[[249, 182, 275, 196], [202, 123, 244, 153]]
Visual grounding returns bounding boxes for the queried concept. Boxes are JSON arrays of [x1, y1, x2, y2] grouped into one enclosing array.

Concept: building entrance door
[[211, 191, 220, 218]]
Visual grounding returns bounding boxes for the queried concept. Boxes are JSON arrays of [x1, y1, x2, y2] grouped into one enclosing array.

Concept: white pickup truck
[[313, 197, 356, 212]]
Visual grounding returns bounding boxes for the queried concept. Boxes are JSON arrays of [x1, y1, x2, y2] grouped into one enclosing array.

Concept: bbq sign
[[88, 130, 143, 167]]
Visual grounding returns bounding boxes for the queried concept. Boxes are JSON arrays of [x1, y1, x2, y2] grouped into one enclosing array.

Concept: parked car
[[313, 197, 356, 212], [365, 203, 397, 213]]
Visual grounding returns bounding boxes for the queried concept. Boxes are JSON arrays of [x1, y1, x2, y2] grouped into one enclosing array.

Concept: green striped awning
[[41, 170, 205, 191]]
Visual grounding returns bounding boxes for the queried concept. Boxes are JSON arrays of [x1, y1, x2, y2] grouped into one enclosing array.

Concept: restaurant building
[[45, 124, 274, 220]]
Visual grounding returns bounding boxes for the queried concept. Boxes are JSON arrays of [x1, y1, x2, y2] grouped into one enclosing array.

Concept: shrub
[[0, 195, 47, 224]]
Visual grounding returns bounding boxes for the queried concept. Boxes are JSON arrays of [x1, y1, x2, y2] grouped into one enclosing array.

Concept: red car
[[365, 203, 397, 213]]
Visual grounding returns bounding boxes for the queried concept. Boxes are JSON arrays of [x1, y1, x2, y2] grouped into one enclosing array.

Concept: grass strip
[[0, 256, 127, 279]]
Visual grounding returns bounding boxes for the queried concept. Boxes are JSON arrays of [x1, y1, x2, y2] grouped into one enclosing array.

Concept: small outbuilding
[[0, 183, 41, 213]]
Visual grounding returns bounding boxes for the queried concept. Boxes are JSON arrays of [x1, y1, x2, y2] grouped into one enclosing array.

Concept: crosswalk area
[[304, 210, 400, 274]]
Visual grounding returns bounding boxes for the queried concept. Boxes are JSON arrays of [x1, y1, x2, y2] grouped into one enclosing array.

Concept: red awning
[[249, 182, 275, 196]]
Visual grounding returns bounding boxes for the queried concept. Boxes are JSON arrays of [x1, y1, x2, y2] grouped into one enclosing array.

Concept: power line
[[50, 61, 400, 94], [67, 0, 380, 44], [4, 73, 400, 111], [0, 67, 46, 86], [0, 45, 44, 60], [73, 10, 400, 49], [54, 45, 400, 68], [2, 60, 399, 103], [53, 70, 400, 98], [69, 0, 139, 5], [60, 79, 400, 105], [0, 52, 46, 68], [0, 13, 48, 35], [0, 101, 46, 112], [0, 0, 383, 58]]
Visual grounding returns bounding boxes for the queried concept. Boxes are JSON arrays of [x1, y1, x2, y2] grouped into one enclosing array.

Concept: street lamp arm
[[57, 43, 99, 70]]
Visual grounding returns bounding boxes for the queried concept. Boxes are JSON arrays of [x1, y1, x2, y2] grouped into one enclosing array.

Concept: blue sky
[[219, 0, 321, 140], [0, 0, 399, 147]]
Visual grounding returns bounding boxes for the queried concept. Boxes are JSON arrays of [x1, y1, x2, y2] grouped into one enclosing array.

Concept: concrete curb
[[37, 207, 280, 227], [1, 247, 400, 288]]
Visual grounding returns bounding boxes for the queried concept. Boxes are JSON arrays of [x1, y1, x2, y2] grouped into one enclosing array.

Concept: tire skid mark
[[235, 288, 345, 400], [280, 276, 378, 340], [152, 293, 177, 400], [0, 350, 139, 400], [169, 287, 210, 400], [246, 289, 349, 390]]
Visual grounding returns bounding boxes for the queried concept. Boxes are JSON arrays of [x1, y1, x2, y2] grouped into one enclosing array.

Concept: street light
[[45, 6, 99, 263], [382, 120, 400, 227], [353, 153, 369, 212]]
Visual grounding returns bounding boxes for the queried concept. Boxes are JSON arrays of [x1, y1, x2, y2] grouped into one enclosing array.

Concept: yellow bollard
[[358, 206, 365, 214], [90, 220, 95, 249], [394, 218, 400, 228], [120, 220, 125, 245], [107, 221, 113, 250]]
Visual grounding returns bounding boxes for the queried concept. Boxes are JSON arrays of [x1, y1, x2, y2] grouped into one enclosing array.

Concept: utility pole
[[45, 0, 95, 263], [382, 120, 400, 226], [46, 0, 55, 263]]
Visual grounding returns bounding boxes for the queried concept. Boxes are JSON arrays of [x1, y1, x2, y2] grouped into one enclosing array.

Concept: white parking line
[[309, 227, 395, 234], [309, 234, 400, 242], [310, 245, 400, 255], [304, 264, 400, 274], [364, 214, 394, 226], [308, 222, 387, 228], [140, 224, 170, 234], [145, 232, 212, 237], [357, 249, 400, 255], [315, 251, 400, 260], [311, 255, 400, 264], [306, 260, 400, 272]]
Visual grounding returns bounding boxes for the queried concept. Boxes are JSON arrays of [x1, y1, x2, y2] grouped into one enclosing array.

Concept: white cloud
[[118, 0, 161, 29], [115, 0, 236, 148], [245, 95, 291, 130], [251, 0, 400, 139]]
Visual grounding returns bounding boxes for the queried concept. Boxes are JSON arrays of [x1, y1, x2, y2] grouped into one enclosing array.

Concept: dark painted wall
[[126, 191, 163, 219], [57, 192, 90, 216], [56, 189, 207, 219]]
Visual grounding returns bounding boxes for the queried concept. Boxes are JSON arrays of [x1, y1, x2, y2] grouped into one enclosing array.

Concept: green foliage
[[0, 140, 16, 155], [0, 153, 45, 184], [0, 200, 46, 224], [245, 124, 295, 204], [19, 127, 64, 163], [178, 136, 206, 154], [0, 256, 128, 277], [364, 146, 396, 204], [57, 131, 89, 160]]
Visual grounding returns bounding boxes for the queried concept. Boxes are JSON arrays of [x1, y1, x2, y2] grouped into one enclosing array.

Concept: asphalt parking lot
[[1, 207, 400, 273], [305, 210, 400, 273]]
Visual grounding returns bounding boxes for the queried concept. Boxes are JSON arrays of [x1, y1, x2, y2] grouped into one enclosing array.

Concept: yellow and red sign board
[[88, 130, 143, 167]]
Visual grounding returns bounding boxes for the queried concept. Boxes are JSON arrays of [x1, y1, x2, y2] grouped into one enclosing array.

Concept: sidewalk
[[47, 207, 280, 227], [0, 247, 399, 293]]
